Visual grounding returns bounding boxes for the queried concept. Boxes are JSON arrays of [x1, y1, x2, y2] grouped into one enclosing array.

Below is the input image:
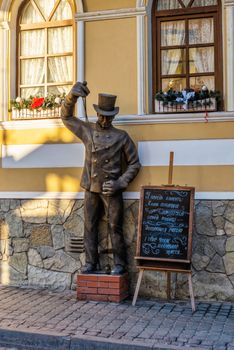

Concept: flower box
[[11, 107, 61, 120], [155, 97, 216, 114]]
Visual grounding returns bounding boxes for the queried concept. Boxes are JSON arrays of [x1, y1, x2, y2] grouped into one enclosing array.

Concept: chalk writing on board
[[140, 188, 191, 259]]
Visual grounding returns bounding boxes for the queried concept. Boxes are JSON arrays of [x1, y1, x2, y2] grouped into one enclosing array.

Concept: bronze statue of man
[[61, 82, 141, 275]]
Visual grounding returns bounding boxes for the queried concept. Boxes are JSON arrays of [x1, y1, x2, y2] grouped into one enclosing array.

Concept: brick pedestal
[[77, 273, 129, 302]]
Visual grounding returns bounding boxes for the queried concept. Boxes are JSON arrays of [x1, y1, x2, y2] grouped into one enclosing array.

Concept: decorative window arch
[[152, 0, 222, 109], [17, 0, 76, 99]]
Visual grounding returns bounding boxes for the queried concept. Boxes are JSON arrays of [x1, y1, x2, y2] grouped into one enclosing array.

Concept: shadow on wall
[[0, 126, 140, 293]]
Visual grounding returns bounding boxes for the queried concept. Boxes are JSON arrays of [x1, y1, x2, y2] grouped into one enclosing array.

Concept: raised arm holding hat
[[61, 82, 141, 275]]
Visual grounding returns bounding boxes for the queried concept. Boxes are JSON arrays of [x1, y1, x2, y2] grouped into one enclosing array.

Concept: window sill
[[1, 111, 234, 129]]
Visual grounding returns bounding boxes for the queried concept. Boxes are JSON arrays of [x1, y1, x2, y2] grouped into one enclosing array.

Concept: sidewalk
[[0, 286, 233, 350]]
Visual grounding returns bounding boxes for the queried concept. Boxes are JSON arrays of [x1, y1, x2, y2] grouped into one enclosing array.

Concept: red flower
[[31, 97, 44, 109]]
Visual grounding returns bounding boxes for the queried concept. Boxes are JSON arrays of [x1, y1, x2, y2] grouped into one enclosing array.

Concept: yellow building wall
[[83, 0, 137, 12], [85, 18, 138, 116], [1, 121, 234, 193]]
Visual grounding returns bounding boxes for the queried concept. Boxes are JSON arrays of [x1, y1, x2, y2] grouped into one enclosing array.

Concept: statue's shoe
[[110, 265, 126, 275], [81, 263, 97, 274]]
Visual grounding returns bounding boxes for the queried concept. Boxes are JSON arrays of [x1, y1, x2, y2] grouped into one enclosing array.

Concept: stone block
[[195, 203, 216, 236], [51, 225, 65, 250], [28, 265, 71, 290], [226, 237, 234, 252], [224, 202, 234, 224], [9, 252, 27, 275], [206, 254, 225, 273], [37, 246, 55, 259], [48, 199, 75, 224], [28, 248, 43, 268], [224, 221, 234, 236], [12, 238, 29, 253], [43, 250, 79, 273], [192, 253, 210, 271], [212, 201, 226, 217], [5, 209, 23, 238], [29, 225, 52, 247], [20, 199, 48, 223], [223, 252, 234, 275]]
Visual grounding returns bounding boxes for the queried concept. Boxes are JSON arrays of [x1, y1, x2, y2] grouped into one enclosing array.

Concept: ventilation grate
[[68, 237, 84, 253]]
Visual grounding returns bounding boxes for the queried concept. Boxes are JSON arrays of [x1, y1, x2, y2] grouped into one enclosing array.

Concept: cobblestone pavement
[[0, 286, 233, 350]]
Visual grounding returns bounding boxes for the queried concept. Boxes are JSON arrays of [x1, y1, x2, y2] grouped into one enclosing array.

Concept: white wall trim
[[224, 0, 234, 7], [75, 7, 146, 22], [0, 191, 233, 200], [1, 111, 234, 130], [137, 14, 145, 115], [138, 139, 234, 166]]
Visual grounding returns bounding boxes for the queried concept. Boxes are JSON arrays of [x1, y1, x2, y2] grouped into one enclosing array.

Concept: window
[[153, 0, 222, 102], [17, 0, 75, 99]]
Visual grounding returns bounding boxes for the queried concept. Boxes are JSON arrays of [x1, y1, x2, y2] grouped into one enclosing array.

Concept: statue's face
[[97, 114, 114, 129]]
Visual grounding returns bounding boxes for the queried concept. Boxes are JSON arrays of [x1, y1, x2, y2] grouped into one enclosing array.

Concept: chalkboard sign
[[136, 186, 195, 264]]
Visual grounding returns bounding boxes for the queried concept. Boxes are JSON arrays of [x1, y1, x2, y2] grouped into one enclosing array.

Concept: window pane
[[48, 27, 72, 54], [34, 0, 57, 19], [48, 85, 72, 95], [189, 47, 214, 73], [190, 76, 215, 90], [20, 87, 44, 99], [192, 0, 217, 6], [157, 0, 182, 10], [21, 59, 45, 84], [48, 56, 73, 83], [162, 49, 186, 75], [21, 2, 44, 23], [189, 18, 214, 44], [161, 21, 185, 46], [162, 78, 186, 91], [51, 0, 72, 20], [21, 30, 45, 56]]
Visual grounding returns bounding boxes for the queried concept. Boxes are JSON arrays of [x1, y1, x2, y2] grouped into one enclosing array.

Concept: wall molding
[[75, 7, 146, 22], [0, 191, 233, 200], [1, 112, 234, 130]]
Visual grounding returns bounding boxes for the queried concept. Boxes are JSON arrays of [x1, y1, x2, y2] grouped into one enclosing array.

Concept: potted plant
[[10, 93, 65, 120], [155, 86, 220, 114]]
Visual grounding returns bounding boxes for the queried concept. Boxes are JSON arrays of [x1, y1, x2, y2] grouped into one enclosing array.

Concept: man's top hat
[[93, 93, 119, 117]]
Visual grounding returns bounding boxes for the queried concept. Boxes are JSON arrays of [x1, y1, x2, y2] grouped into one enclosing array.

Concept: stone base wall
[[0, 199, 233, 301]]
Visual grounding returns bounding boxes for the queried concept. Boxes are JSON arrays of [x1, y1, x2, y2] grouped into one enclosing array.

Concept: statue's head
[[93, 93, 119, 129]]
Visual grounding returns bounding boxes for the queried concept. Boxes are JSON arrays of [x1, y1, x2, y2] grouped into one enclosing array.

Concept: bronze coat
[[61, 94, 141, 193]]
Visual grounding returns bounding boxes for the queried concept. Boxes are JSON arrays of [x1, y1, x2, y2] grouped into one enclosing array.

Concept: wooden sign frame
[[133, 185, 196, 311], [136, 185, 195, 267]]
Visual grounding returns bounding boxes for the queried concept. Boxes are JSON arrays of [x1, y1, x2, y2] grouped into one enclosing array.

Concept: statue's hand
[[102, 179, 126, 196], [70, 81, 90, 98]]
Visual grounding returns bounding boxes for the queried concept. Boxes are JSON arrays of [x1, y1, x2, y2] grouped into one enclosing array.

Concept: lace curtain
[[161, 21, 185, 75], [20, 0, 72, 98]]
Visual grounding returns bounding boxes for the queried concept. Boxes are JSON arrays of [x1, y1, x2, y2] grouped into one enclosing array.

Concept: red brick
[[77, 287, 97, 294], [98, 275, 121, 282], [97, 282, 109, 288], [77, 280, 87, 287], [86, 294, 109, 302], [108, 282, 120, 289], [98, 288, 121, 296], [78, 274, 98, 281], [108, 293, 128, 302], [87, 281, 98, 287], [77, 293, 87, 300]]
